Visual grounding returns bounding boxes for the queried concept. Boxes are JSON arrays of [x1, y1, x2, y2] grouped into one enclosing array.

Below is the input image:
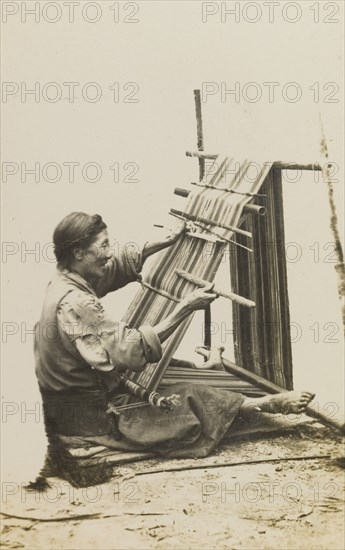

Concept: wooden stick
[[176, 270, 256, 308], [196, 347, 345, 433], [186, 151, 218, 160], [194, 89, 205, 181], [227, 239, 253, 253], [136, 454, 331, 476], [142, 281, 181, 303], [170, 208, 252, 239], [0, 511, 167, 523], [190, 220, 254, 252], [194, 90, 211, 352], [192, 222, 253, 252], [204, 305, 212, 350], [190, 181, 267, 198], [274, 161, 322, 171], [174, 187, 190, 198], [319, 114, 345, 329], [185, 154, 322, 172], [186, 230, 224, 244], [174, 188, 266, 215]]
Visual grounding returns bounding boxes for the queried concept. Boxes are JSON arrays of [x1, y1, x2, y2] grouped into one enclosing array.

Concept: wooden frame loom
[[112, 91, 344, 433], [116, 154, 321, 402]]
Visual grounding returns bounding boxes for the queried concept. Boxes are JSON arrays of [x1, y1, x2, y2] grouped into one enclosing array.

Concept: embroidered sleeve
[[57, 290, 162, 372]]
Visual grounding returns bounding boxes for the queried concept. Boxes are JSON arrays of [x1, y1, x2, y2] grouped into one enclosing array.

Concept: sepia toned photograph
[[1, 1, 344, 548]]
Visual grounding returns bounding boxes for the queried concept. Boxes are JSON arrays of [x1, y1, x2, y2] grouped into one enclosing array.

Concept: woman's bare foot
[[240, 391, 316, 416], [194, 346, 225, 371]]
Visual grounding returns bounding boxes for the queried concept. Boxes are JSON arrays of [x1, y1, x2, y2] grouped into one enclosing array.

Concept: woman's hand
[[167, 219, 187, 244], [152, 282, 218, 344], [182, 283, 218, 312], [142, 220, 187, 263]]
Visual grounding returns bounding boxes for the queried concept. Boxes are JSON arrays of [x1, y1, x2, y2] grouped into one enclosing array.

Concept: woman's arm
[[142, 220, 186, 262], [58, 284, 217, 375], [152, 283, 217, 343]]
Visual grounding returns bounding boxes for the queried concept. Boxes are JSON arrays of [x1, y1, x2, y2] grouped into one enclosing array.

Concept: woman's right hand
[[182, 283, 218, 312]]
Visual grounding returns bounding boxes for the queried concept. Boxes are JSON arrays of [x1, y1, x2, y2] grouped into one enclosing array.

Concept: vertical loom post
[[194, 89, 205, 181], [194, 89, 211, 350], [203, 304, 212, 349]]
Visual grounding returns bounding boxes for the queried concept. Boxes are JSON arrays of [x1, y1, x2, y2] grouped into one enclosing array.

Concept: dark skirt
[[41, 383, 244, 487], [57, 383, 245, 459]]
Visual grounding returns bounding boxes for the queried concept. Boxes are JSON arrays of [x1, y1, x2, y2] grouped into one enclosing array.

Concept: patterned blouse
[[56, 247, 162, 385]]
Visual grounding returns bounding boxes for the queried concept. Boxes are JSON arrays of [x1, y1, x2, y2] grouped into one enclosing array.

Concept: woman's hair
[[53, 212, 107, 269]]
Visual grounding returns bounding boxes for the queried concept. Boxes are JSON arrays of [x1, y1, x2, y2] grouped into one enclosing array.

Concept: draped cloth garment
[[59, 384, 244, 459]]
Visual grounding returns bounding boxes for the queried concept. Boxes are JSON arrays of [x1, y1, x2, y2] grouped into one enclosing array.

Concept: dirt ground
[[1, 424, 344, 550]]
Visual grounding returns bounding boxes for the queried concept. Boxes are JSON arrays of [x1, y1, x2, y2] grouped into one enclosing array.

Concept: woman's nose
[[105, 247, 112, 260]]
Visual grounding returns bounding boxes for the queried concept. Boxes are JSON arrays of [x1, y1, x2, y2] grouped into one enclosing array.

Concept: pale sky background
[[1, 0, 344, 481]]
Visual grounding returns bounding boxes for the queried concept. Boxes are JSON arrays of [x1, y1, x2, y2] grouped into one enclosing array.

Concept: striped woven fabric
[[229, 167, 293, 389], [160, 366, 265, 397], [121, 157, 274, 392]]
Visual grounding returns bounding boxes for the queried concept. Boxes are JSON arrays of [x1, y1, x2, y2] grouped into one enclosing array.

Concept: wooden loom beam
[[186, 152, 323, 172], [194, 89, 205, 181], [194, 89, 211, 353]]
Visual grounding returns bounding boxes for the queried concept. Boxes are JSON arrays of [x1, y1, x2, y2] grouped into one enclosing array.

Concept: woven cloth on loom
[[122, 157, 273, 391]]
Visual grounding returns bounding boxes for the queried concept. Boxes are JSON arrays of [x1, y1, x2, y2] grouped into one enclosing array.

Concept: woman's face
[[76, 229, 112, 281]]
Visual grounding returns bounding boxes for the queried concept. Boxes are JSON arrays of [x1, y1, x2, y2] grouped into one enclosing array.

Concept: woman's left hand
[[167, 219, 187, 243]]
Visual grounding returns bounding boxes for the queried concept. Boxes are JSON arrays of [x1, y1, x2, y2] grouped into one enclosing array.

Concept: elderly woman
[[34, 212, 314, 486]]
